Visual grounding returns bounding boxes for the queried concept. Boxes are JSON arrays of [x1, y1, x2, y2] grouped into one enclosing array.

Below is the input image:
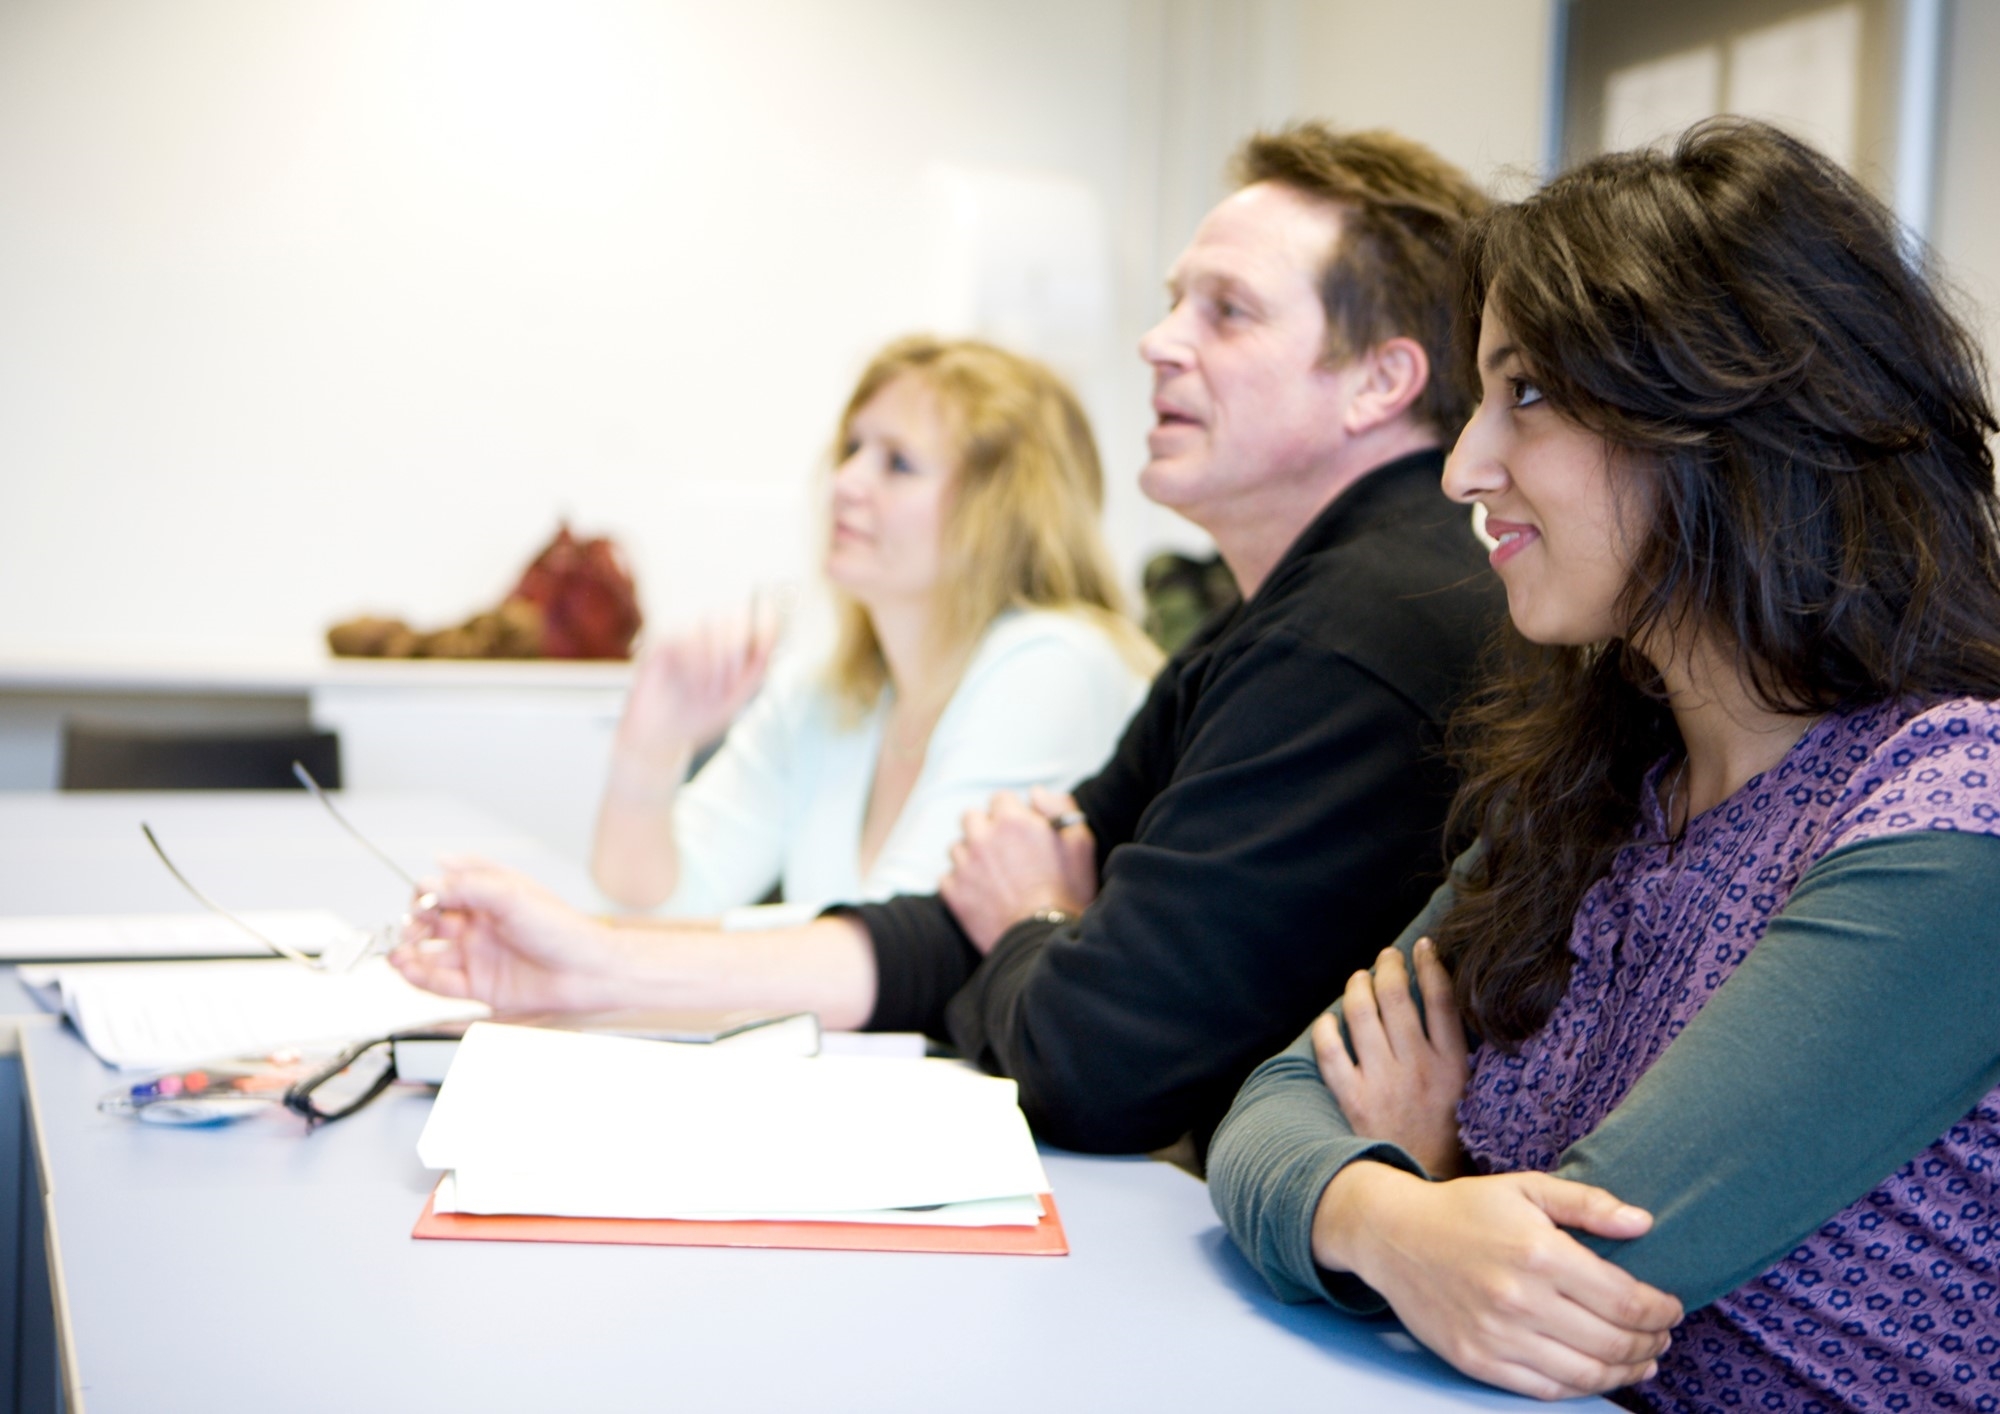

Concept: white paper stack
[[0, 910, 363, 962], [418, 1023, 1051, 1229], [20, 957, 489, 1070]]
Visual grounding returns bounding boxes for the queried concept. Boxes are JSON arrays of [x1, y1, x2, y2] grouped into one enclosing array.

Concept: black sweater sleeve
[[844, 893, 979, 1035], [943, 629, 1458, 1155]]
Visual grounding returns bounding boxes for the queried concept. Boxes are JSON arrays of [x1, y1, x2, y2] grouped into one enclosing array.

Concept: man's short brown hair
[[1232, 123, 1489, 435]]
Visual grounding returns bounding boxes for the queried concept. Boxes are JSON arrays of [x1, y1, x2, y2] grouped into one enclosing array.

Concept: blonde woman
[[591, 336, 1158, 919]]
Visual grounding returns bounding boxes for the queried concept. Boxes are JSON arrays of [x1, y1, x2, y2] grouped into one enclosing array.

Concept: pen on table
[[126, 1064, 299, 1099]]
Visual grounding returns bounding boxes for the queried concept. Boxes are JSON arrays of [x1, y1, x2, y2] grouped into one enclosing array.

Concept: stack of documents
[[390, 1009, 824, 1084], [0, 910, 362, 963], [415, 1023, 1059, 1245], [21, 957, 488, 1070]]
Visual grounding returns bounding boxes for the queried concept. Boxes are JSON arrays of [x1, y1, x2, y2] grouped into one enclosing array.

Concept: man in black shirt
[[393, 125, 1501, 1156]]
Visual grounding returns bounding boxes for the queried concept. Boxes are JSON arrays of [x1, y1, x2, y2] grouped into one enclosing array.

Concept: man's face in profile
[[1136, 181, 1358, 526]]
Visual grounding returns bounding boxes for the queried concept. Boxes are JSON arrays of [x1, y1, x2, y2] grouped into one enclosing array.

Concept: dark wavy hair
[[1433, 118, 2000, 1046]]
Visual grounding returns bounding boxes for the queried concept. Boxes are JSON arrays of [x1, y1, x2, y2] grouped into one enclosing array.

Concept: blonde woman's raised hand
[[616, 602, 783, 767], [593, 599, 784, 910]]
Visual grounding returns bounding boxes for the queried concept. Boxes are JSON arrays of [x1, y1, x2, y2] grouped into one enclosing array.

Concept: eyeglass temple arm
[[139, 823, 318, 968], [291, 762, 435, 907]]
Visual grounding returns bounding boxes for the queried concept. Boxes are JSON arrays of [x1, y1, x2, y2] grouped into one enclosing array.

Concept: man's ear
[[1341, 337, 1430, 435]]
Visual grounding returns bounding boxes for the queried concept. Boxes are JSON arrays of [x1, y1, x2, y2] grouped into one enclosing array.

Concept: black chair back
[[59, 724, 343, 791]]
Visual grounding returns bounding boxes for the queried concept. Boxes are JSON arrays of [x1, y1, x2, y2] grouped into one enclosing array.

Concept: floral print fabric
[[1456, 700, 2000, 1413]]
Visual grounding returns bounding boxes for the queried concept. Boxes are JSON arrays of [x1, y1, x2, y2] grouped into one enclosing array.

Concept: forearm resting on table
[[1216, 832, 2000, 1317], [445, 912, 875, 1028], [1310, 1161, 1422, 1274], [1207, 1023, 1429, 1310], [609, 915, 878, 1030]]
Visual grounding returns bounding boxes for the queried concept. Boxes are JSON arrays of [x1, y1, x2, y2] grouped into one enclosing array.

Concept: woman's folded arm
[[1211, 831, 2000, 1313]]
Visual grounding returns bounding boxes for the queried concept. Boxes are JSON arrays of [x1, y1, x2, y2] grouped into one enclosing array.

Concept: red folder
[[412, 1187, 1069, 1256]]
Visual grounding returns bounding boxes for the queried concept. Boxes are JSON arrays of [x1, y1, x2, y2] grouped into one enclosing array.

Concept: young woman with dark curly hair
[[1210, 119, 2000, 1413]]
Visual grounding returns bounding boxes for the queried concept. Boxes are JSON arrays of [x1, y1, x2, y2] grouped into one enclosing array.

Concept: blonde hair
[[825, 335, 1158, 714]]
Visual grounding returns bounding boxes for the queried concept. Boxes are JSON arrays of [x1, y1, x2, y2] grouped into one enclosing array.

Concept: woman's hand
[[391, 857, 643, 1015], [1316, 1164, 1683, 1401], [1312, 936, 1469, 1176], [593, 602, 782, 908], [615, 605, 781, 769]]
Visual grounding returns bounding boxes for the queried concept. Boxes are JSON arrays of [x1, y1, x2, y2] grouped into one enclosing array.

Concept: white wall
[[1934, 0, 2000, 422], [1294, 0, 1555, 194], [0, 0, 1556, 669], [0, 0, 1143, 662]]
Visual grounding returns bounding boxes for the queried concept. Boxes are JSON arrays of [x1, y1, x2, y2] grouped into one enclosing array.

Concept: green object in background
[[1142, 552, 1238, 654]]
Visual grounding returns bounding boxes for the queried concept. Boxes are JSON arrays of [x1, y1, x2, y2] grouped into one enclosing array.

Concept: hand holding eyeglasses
[[142, 762, 434, 973], [131, 767, 533, 1130], [391, 859, 644, 1015]]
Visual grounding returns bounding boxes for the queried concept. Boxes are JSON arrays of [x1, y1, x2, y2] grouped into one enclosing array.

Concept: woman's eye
[[839, 438, 860, 460], [1509, 377, 1544, 409], [888, 451, 914, 475]]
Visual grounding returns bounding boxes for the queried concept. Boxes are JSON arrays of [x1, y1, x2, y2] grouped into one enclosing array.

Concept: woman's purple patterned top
[[1456, 699, 2000, 1413]]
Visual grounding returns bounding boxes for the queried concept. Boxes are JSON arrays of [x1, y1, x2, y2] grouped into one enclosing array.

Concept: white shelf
[[0, 655, 638, 866], [0, 654, 633, 695]]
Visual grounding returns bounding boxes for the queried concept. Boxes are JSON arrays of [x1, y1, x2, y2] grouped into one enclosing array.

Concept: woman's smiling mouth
[[1485, 519, 1539, 567]]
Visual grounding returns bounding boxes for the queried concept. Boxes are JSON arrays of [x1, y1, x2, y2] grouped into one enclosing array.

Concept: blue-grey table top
[[3, 792, 1592, 1412]]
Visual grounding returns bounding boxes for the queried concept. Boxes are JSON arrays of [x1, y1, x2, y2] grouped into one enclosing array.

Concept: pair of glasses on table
[[101, 1037, 412, 1127], [283, 1032, 411, 1127], [139, 762, 449, 1126]]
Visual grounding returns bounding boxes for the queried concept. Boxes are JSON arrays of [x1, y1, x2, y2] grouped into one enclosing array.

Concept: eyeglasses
[[141, 762, 436, 973], [281, 1034, 401, 1127]]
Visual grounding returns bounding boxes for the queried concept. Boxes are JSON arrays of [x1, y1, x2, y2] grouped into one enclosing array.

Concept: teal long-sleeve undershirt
[[1206, 830, 2000, 1312]]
